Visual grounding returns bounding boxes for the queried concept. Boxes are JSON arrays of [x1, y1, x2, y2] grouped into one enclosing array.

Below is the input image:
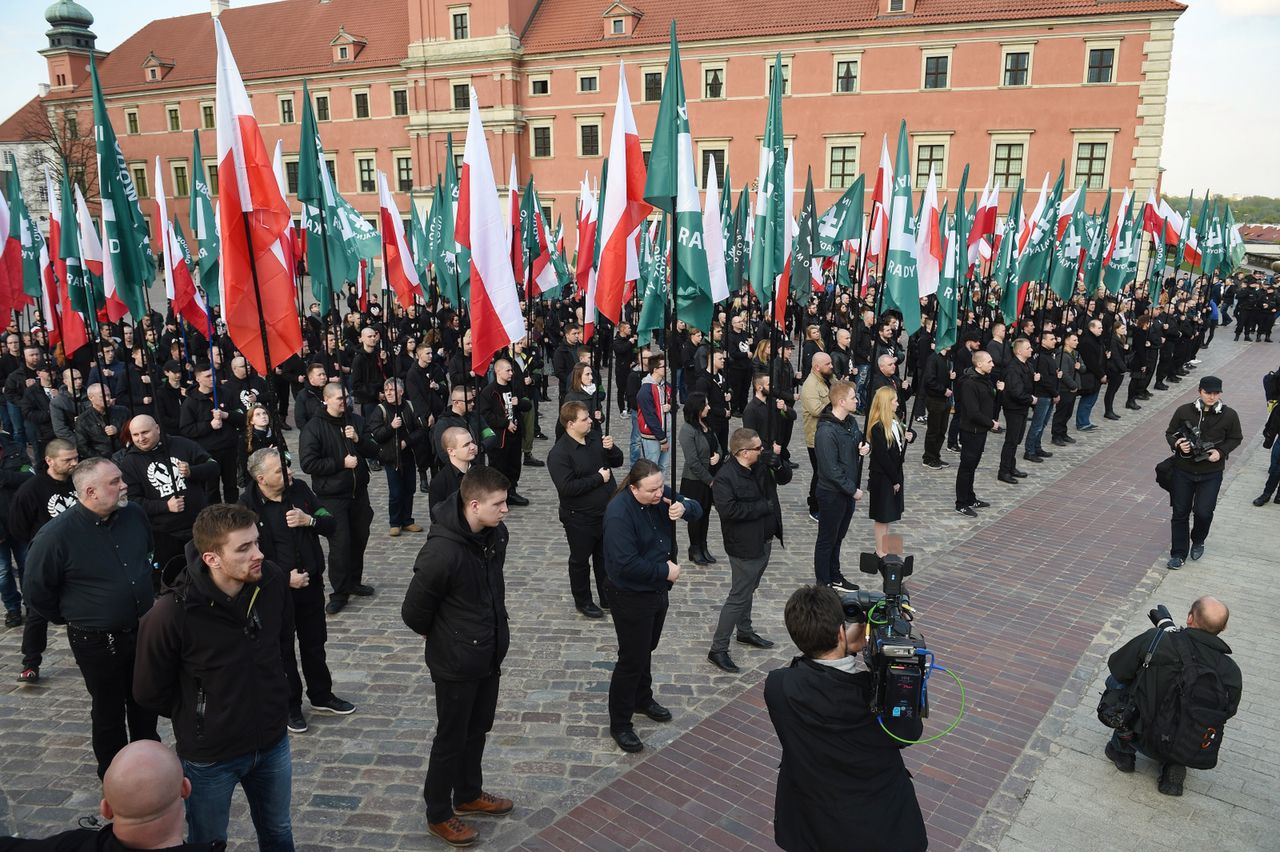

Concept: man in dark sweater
[[1163, 375, 1243, 568], [475, 359, 529, 506], [428, 426, 477, 519], [75, 383, 130, 461], [546, 401, 623, 619], [178, 363, 241, 504], [953, 351, 999, 516], [998, 338, 1035, 483]]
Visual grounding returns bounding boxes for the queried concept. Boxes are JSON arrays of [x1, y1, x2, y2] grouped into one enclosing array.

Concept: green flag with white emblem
[[882, 120, 920, 333], [189, 131, 220, 307]]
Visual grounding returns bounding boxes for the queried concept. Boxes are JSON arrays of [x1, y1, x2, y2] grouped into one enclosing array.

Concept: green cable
[[877, 665, 966, 745]]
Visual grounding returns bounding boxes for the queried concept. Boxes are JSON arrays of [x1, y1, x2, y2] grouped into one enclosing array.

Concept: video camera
[[838, 539, 929, 720], [1175, 420, 1219, 463]]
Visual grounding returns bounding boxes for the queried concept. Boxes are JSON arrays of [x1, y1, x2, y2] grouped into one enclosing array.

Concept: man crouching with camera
[[1102, 596, 1242, 796], [764, 585, 927, 852]]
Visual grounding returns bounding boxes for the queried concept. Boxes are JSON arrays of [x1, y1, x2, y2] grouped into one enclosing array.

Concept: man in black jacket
[[812, 382, 866, 595], [954, 351, 1000, 516], [293, 362, 328, 432], [999, 338, 1034, 483], [1104, 595, 1242, 796], [1024, 330, 1060, 462], [154, 360, 186, 434], [133, 504, 295, 849], [1164, 375, 1243, 568], [242, 448, 355, 735], [475, 358, 529, 506], [919, 345, 953, 468], [367, 377, 430, 536], [401, 466, 515, 848], [708, 427, 793, 674], [178, 364, 241, 504], [18, 363, 56, 465], [546, 401, 623, 619], [428, 426, 477, 518], [765, 584, 926, 852], [75, 383, 130, 461], [1076, 318, 1107, 430], [118, 416, 220, 578], [298, 382, 379, 614]]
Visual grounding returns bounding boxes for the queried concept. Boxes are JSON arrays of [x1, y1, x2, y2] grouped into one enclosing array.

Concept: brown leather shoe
[[389, 527, 401, 537], [454, 791, 514, 817], [428, 816, 477, 847], [403, 523, 424, 532]]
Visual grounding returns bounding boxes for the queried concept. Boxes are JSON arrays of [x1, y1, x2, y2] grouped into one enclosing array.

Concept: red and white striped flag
[[377, 169, 421, 311], [41, 166, 88, 353], [915, 168, 943, 297], [454, 87, 525, 374], [1103, 187, 1132, 265], [155, 158, 207, 332], [214, 18, 300, 375], [596, 64, 651, 325], [1018, 173, 1049, 255], [968, 180, 999, 267], [73, 185, 109, 325], [271, 140, 297, 284], [508, 155, 523, 286], [578, 176, 600, 340], [867, 134, 892, 271]]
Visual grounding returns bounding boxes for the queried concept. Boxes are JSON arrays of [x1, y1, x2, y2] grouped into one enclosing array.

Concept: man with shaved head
[[117, 415, 220, 577], [74, 382, 130, 460], [428, 426, 478, 519], [1104, 595, 1243, 796], [799, 352, 834, 522]]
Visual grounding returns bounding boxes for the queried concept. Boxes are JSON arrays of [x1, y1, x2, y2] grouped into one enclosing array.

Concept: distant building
[[1, 0, 1185, 261]]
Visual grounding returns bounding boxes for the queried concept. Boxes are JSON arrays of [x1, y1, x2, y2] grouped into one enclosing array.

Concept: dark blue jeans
[[1169, 466, 1223, 559], [1024, 397, 1054, 455], [1076, 391, 1100, 428], [384, 460, 417, 528], [813, 486, 855, 585], [183, 733, 294, 851], [1263, 439, 1280, 497], [0, 538, 23, 614]]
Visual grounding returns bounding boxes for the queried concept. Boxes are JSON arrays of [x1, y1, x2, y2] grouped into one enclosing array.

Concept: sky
[[0, 0, 1277, 197]]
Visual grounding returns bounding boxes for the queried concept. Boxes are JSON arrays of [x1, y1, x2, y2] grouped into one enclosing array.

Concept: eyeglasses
[[740, 445, 764, 454]]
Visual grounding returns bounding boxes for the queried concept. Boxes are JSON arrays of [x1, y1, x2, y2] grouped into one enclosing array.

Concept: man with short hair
[[368, 377, 430, 534], [953, 351, 1000, 517], [547, 402, 623, 619], [402, 466, 516, 848], [242, 448, 355, 735], [154, 360, 186, 434], [75, 383, 130, 461], [179, 364, 241, 504], [1050, 331, 1083, 446], [1164, 375, 1242, 568], [24, 458, 160, 779], [293, 362, 328, 432], [1024, 331, 1060, 462], [476, 358, 530, 506], [999, 338, 1035, 483], [812, 381, 866, 594], [133, 504, 295, 849], [51, 367, 86, 442], [636, 355, 672, 470], [428, 426, 478, 516]]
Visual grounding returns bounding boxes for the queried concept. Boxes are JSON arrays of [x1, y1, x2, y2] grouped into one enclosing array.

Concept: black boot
[[689, 546, 709, 566], [1253, 493, 1272, 507], [699, 546, 718, 565]]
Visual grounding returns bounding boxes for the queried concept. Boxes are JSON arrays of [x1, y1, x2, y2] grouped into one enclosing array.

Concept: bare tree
[[18, 99, 99, 205]]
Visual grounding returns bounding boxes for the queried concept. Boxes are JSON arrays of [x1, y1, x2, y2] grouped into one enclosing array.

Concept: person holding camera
[[1103, 596, 1242, 796], [1163, 375, 1242, 569], [764, 584, 927, 852]]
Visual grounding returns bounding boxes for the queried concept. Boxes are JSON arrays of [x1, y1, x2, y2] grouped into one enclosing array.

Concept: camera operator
[[1163, 375, 1242, 569], [1103, 596, 1242, 796], [764, 584, 927, 852]]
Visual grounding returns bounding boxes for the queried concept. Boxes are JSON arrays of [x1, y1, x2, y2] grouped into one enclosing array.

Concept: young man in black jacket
[[546, 401, 623, 619], [765, 584, 926, 852], [133, 504, 295, 850], [999, 338, 1035, 483], [401, 466, 515, 848], [178, 363, 241, 504], [429, 426, 477, 519], [919, 345, 953, 468], [475, 358, 530, 506], [812, 381, 866, 595], [367, 377, 430, 536], [1024, 330, 1060, 462], [708, 427, 793, 674], [954, 351, 1000, 516]]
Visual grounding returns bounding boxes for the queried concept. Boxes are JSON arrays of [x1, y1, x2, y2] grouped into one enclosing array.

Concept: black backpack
[[1150, 632, 1232, 769]]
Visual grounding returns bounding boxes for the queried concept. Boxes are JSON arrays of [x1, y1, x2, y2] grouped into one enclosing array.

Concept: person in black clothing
[[367, 377, 430, 536], [76, 383, 131, 461], [23, 458, 159, 780], [724, 314, 753, 415], [1103, 323, 1132, 420], [432, 385, 485, 472], [117, 415, 219, 578], [401, 466, 516, 849], [153, 361, 186, 434], [693, 349, 732, 456], [429, 426, 478, 519], [178, 364, 241, 504], [132, 504, 295, 849], [242, 448, 355, 735], [1076, 318, 1107, 429], [475, 358, 530, 506], [707, 427, 792, 674], [546, 401, 624, 619], [1104, 595, 1242, 796], [0, 433, 32, 633], [1024, 331, 1060, 462], [764, 584, 927, 852], [552, 325, 582, 403], [611, 322, 635, 414], [1164, 376, 1243, 568], [953, 351, 1000, 516], [919, 344, 953, 468], [601, 459, 703, 754], [677, 393, 721, 567], [742, 372, 786, 460], [350, 326, 385, 419], [812, 381, 867, 595], [18, 364, 56, 465], [998, 338, 1034, 483], [298, 382, 379, 614], [294, 362, 328, 434], [3, 344, 41, 450]]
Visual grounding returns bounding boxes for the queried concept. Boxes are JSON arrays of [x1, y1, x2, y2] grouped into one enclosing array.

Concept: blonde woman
[[867, 385, 915, 556]]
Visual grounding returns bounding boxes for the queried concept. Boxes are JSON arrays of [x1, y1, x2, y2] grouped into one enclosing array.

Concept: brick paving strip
[[519, 341, 1277, 852]]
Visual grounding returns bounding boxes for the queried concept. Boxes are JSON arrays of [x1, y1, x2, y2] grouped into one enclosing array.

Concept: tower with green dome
[[39, 1, 100, 91]]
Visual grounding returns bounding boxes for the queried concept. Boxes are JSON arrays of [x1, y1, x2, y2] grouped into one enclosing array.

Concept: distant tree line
[[1162, 194, 1280, 225]]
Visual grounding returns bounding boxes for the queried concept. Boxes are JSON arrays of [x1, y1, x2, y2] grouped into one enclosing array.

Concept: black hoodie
[[133, 542, 293, 763], [764, 657, 927, 852], [401, 492, 509, 682]]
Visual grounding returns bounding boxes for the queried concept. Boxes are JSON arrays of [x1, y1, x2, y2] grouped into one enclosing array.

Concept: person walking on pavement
[[1164, 376, 1242, 568]]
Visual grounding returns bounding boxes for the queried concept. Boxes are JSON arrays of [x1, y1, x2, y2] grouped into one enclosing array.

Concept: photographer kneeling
[[1103, 596, 1242, 796], [764, 585, 927, 852]]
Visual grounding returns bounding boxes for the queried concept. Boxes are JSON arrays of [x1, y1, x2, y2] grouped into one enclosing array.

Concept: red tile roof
[[43, 0, 409, 102], [521, 0, 1186, 53], [1241, 225, 1280, 244], [0, 96, 48, 143]]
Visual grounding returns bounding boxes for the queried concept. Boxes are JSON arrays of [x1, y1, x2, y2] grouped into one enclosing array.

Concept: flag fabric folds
[[377, 170, 422, 310]]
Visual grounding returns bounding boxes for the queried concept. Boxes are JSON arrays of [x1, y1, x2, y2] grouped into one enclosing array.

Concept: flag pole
[[237, 211, 289, 467], [666, 194, 679, 562]]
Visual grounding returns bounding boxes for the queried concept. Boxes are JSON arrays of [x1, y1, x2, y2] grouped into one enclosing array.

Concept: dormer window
[[339, 46, 348, 60], [612, 19, 624, 34], [148, 68, 157, 81], [602, 3, 641, 37], [330, 26, 367, 63], [142, 51, 175, 83]]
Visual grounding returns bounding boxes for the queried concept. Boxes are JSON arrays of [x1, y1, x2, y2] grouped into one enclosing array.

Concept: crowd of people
[[0, 267, 1272, 849]]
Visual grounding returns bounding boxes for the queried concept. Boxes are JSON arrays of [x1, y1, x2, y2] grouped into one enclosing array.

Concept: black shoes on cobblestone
[[639, 700, 672, 722], [736, 632, 774, 649], [3, 610, 22, 628], [969, 500, 991, 509], [1158, 764, 1186, 796], [1253, 493, 1272, 507], [829, 575, 859, 593], [1022, 453, 1043, 463], [956, 505, 977, 517], [523, 453, 544, 468], [998, 473, 1019, 484], [507, 492, 530, 507], [1167, 556, 1184, 570], [1126, 401, 1143, 410], [1011, 470, 1028, 478], [1104, 412, 1122, 421], [1190, 544, 1205, 561], [351, 584, 375, 597], [287, 709, 308, 733], [325, 595, 348, 615], [1105, 741, 1135, 773], [576, 602, 605, 619], [707, 651, 740, 673], [312, 696, 356, 715], [611, 729, 644, 753]]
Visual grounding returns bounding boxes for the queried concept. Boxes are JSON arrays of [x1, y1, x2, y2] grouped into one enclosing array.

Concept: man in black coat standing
[[954, 351, 999, 516], [401, 467, 516, 848], [475, 358, 529, 506], [998, 338, 1034, 484], [178, 363, 241, 504], [765, 584, 926, 852]]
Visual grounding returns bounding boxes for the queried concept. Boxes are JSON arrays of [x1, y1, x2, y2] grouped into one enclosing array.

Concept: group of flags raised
[[0, 20, 1251, 381]]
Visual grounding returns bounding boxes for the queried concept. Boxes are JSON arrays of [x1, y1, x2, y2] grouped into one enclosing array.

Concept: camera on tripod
[[837, 536, 929, 721], [1175, 420, 1219, 463]]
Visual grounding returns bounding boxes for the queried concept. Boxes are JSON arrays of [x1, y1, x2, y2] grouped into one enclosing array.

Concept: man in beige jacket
[[800, 352, 834, 521]]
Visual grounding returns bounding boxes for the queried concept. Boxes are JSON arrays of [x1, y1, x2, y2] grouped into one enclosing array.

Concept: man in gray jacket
[[1050, 331, 1083, 446], [51, 368, 85, 441]]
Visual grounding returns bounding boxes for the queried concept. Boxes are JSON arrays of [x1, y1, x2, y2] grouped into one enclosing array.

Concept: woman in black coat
[[556, 361, 604, 441], [867, 385, 914, 556], [678, 392, 720, 566]]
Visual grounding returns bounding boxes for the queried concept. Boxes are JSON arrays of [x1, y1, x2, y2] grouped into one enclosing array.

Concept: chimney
[[211, 0, 230, 17], [38, 82, 51, 97]]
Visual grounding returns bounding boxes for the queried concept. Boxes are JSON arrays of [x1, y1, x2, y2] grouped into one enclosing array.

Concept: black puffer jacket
[[401, 492, 510, 681], [298, 409, 379, 498]]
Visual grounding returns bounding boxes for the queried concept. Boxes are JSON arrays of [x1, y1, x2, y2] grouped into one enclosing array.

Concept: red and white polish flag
[[377, 169, 422, 311], [596, 64, 651, 325]]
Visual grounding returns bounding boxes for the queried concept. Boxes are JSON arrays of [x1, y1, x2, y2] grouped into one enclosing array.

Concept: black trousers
[[319, 494, 374, 598], [206, 446, 238, 504], [680, 478, 713, 552], [922, 396, 950, 462], [1103, 375, 1124, 413], [21, 607, 48, 670], [1000, 409, 1027, 475], [488, 432, 522, 491], [285, 577, 333, 709], [806, 447, 819, 514], [1170, 467, 1223, 559], [66, 626, 159, 779], [607, 588, 668, 732], [955, 429, 987, 508], [423, 673, 500, 824], [561, 514, 609, 608], [153, 529, 191, 582], [1050, 391, 1076, 439]]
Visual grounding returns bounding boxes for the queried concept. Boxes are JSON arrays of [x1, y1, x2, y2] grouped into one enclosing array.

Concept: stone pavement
[[0, 335, 1275, 851]]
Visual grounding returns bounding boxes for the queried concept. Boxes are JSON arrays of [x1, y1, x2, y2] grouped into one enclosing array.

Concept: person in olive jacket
[[401, 466, 516, 849], [707, 427, 793, 675], [132, 504, 296, 850]]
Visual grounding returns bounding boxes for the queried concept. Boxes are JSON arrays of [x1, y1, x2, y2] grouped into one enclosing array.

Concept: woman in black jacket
[[867, 385, 914, 556], [238, 403, 279, 485], [557, 362, 604, 441], [678, 392, 720, 566]]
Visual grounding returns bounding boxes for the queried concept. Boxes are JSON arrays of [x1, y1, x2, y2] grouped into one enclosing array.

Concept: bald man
[[117, 415, 220, 578], [0, 741, 207, 850], [1104, 595, 1243, 796], [799, 352, 834, 521], [74, 383, 130, 460]]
